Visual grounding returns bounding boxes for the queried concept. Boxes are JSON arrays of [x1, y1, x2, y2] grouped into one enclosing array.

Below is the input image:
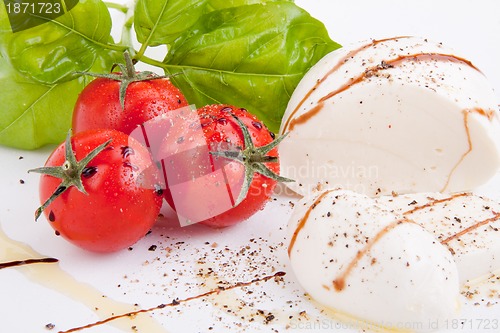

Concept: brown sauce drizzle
[[440, 211, 500, 245], [287, 189, 335, 257], [281, 36, 413, 134], [401, 193, 500, 248], [285, 52, 483, 132], [473, 108, 496, 121], [402, 192, 470, 216], [0, 257, 58, 270], [441, 107, 495, 192], [58, 271, 285, 333], [332, 218, 416, 292], [442, 111, 473, 192]]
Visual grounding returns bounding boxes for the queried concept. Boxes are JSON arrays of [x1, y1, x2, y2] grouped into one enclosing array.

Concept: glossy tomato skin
[[159, 105, 278, 228], [72, 76, 189, 135], [39, 129, 163, 252]]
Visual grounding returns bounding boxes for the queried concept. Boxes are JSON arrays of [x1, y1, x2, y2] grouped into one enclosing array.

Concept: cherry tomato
[[32, 129, 163, 252], [72, 53, 188, 135], [156, 105, 291, 228]]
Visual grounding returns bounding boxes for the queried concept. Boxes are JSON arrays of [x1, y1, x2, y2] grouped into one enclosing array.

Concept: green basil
[[0, 0, 120, 149], [133, 0, 295, 49], [206, 0, 293, 11], [0, 52, 116, 149], [162, 2, 340, 132], [0, 0, 340, 149], [0, 0, 118, 85], [134, 0, 209, 48]]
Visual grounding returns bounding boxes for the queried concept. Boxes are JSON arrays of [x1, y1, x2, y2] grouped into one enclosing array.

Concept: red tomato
[[34, 129, 163, 252], [72, 75, 188, 135], [156, 105, 289, 228]]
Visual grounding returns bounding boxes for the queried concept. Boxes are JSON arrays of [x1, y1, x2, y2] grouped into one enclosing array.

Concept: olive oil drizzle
[[59, 271, 286, 333]]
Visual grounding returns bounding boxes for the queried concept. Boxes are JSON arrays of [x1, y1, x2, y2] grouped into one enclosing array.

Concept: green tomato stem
[[28, 132, 112, 221], [208, 112, 294, 207]]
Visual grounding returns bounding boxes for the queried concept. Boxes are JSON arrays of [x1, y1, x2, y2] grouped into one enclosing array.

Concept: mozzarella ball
[[279, 36, 500, 196], [287, 189, 460, 331]]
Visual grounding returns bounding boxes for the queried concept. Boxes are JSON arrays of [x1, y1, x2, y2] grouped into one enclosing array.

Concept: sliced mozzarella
[[377, 192, 500, 283], [287, 189, 459, 331], [279, 36, 500, 197]]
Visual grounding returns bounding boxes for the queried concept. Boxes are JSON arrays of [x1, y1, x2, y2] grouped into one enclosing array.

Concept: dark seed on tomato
[[121, 146, 135, 159], [177, 136, 184, 144], [217, 118, 227, 125], [269, 131, 276, 139], [82, 166, 98, 178], [252, 121, 263, 130], [221, 106, 233, 113], [55, 230, 60, 236], [48, 210, 56, 222]]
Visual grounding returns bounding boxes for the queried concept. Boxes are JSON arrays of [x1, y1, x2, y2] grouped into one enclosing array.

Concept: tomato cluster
[[31, 54, 291, 252]]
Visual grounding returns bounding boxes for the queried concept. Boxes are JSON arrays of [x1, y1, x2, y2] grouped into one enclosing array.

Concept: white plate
[[1, 1, 499, 332]]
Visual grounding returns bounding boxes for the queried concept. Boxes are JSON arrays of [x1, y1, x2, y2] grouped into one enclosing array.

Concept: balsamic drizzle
[[0, 257, 59, 270], [58, 271, 286, 333]]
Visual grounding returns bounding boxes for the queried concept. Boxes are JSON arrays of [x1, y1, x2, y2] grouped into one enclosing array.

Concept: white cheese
[[377, 192, 500, 283], [279, 36, 500, 197], [287, 189, 460, 331]]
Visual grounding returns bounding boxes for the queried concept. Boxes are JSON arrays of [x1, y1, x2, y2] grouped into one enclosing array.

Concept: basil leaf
[[206, 0, 293, 11], [0, 0, 117, 84], [134, 0, 209, 47], [0, 0, 120, 149], [134, 0, 294, 48], [163, 2, 340, 132], [0, 54, 114, 149]]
